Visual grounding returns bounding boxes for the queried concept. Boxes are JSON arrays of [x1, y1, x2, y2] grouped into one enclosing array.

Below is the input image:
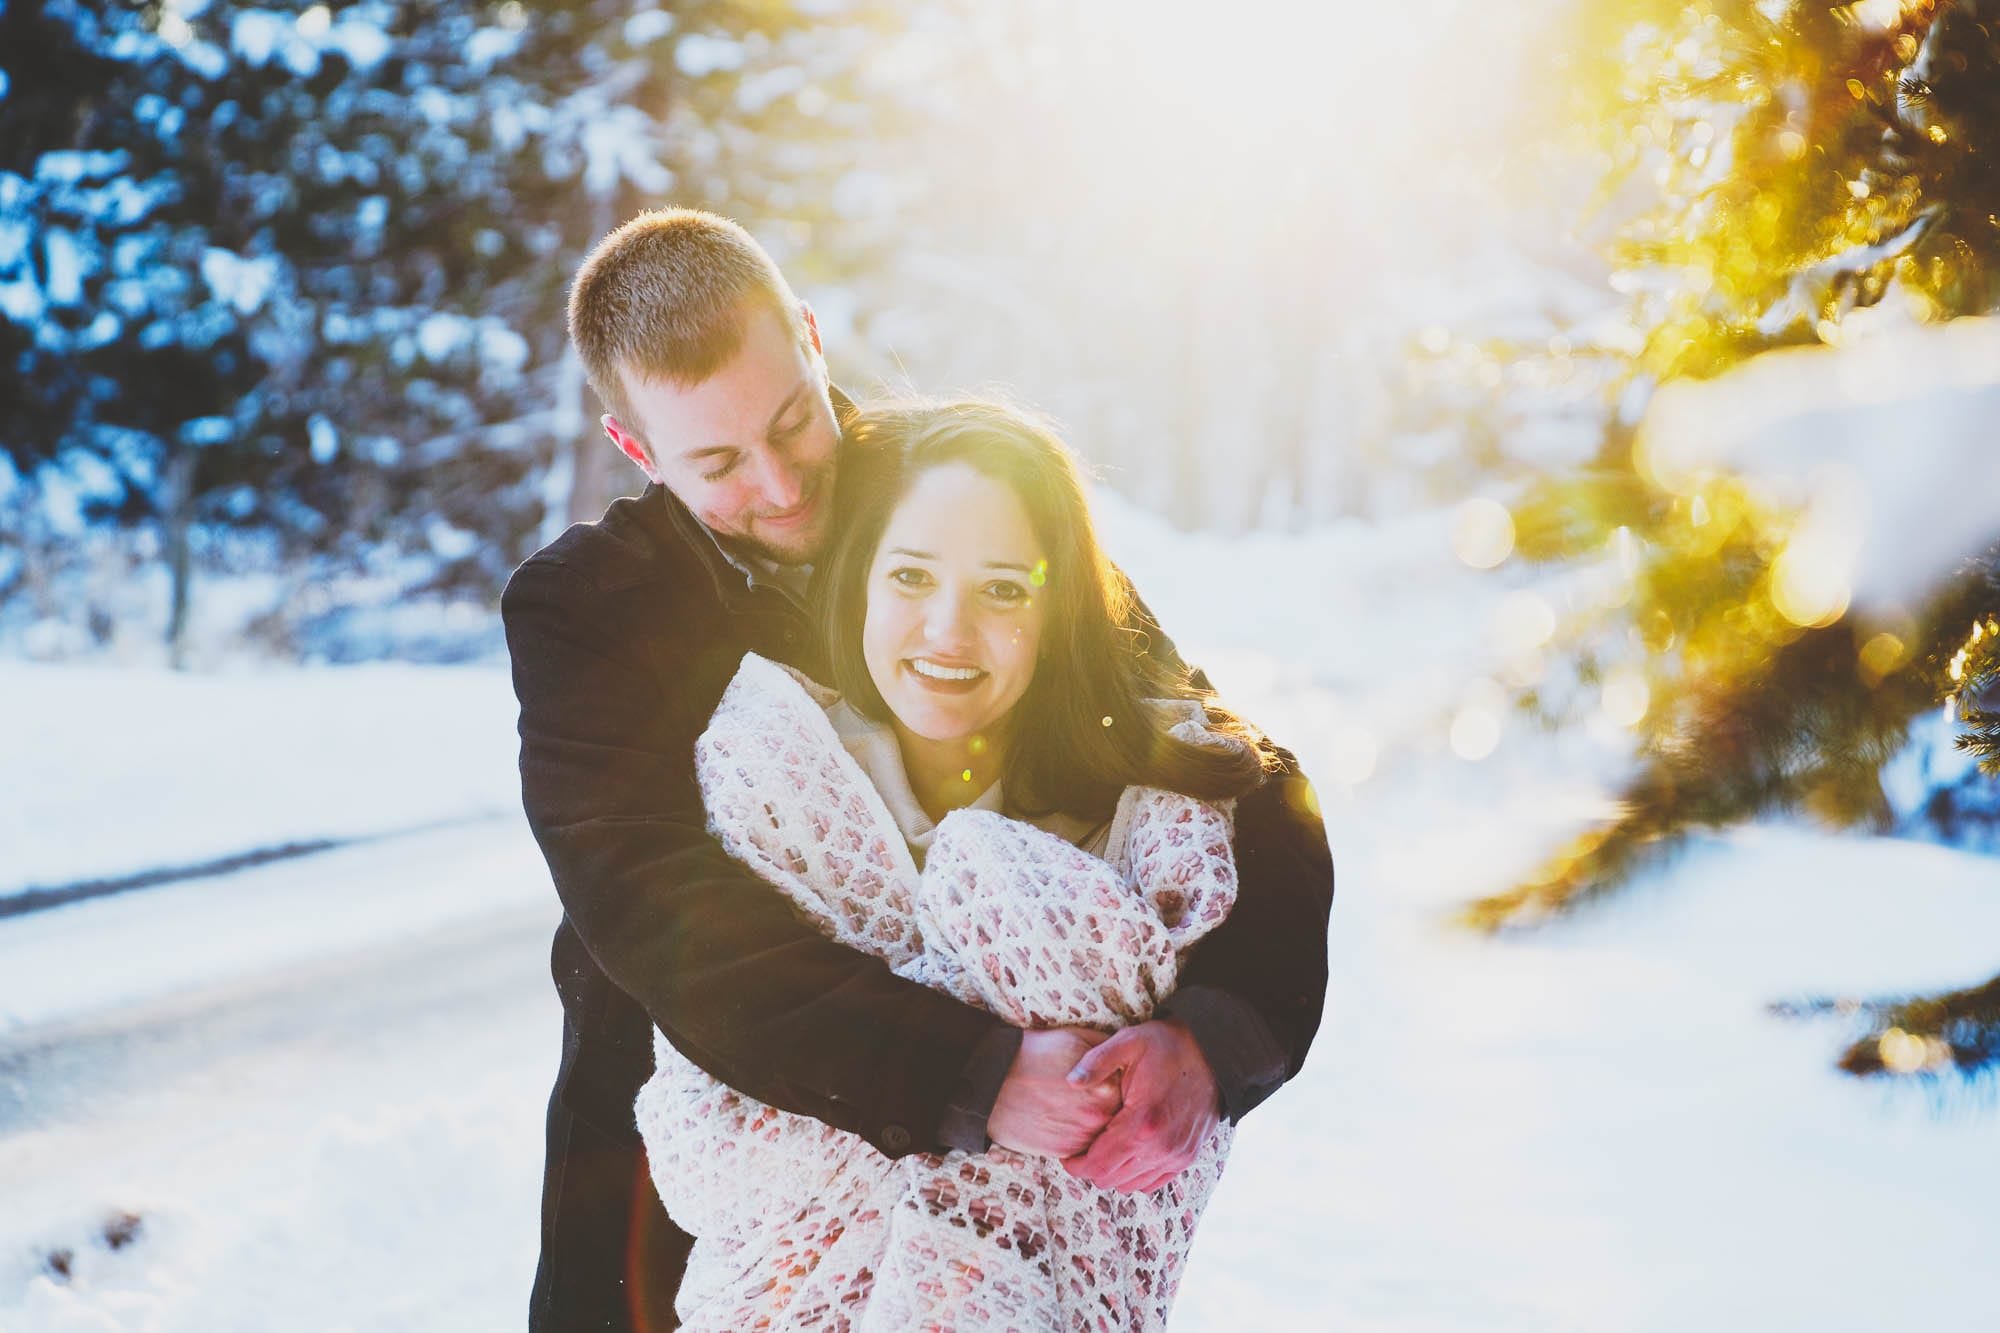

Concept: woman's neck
[[893, 725, 1008, 824]]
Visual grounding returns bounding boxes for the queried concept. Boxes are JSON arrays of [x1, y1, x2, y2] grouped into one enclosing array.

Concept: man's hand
[[1060, 1018, 1220, 1194], [986, 1027, 1121, 1158]]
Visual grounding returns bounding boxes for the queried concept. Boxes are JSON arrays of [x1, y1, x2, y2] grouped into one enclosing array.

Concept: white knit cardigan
[[635, 654, 1239, 1331]]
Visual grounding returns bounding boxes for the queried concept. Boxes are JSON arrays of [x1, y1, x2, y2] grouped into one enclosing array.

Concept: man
[[503, 208, 1334, 1330]]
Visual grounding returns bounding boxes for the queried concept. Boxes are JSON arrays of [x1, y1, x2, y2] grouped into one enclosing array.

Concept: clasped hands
[[985, 1021, 1219, 1195]]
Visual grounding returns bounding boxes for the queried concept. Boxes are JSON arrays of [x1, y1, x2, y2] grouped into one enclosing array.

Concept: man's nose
[[753, 446, 806, 511]]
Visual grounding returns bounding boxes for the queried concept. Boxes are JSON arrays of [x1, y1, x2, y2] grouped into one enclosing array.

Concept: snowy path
[[0, 661, 522, 905], [1, 854, 552, 1141], [1, 823, 560, 1331]]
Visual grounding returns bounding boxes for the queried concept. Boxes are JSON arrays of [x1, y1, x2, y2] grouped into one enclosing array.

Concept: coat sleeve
[[1122, 577, 1337, 1121], [503, 557, 1008, 1158]]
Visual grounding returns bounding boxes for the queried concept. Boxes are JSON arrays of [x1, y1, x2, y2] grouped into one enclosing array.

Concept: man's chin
[[744, 516, 829, 567]]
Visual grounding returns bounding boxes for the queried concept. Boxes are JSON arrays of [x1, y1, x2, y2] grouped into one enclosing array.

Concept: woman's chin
[[900, 717, 979, 746], [875, 680, 1022, 754], [887, 705, 992, 750]]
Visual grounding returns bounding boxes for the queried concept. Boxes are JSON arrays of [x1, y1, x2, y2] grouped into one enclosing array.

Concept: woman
[[635, 399, 1275, 1331]]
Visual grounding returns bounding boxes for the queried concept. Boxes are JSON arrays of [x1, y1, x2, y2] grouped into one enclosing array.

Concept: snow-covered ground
[[0, 663, 521, 900], [4, 498, 1998, 1331]]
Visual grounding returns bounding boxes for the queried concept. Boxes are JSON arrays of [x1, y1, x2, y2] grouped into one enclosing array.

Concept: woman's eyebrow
[[884, 548, 1034, 574]]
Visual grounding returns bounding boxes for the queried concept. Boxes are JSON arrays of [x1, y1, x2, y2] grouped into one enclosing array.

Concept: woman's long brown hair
[[816, 398, 1276, 820]]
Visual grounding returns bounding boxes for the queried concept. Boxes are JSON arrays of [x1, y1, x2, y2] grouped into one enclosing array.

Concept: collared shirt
[[710, 531, 813, 608]]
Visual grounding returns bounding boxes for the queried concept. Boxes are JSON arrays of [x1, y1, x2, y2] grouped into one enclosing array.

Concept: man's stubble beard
[[739, 461, 838, 567]]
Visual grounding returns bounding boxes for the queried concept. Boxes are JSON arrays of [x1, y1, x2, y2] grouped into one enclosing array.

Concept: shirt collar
[[706, 528, 811, 602]]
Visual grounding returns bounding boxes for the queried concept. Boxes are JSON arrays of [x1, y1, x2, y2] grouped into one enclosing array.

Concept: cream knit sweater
[[635, 654, 1238, 1331]]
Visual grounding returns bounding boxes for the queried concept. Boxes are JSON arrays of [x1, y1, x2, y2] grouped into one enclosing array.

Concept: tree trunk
[[163, 444, 193, 671], [564, 186, 621, 527]]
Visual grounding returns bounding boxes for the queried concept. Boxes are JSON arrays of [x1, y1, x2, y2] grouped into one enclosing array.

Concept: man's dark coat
[[503, 471, 1334, 1331]]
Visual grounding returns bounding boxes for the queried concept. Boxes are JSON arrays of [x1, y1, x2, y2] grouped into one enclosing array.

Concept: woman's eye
[[701, 457, 740, 482], [984, 581, 1029, 605], [888, 567, 931, 589]]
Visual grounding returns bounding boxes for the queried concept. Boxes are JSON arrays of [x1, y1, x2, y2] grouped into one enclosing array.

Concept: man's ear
[[799, 300, 824, 358], [602, 414, 663, 485]]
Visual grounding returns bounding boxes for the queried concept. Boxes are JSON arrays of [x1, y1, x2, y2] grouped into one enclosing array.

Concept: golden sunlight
[[1452, 499, 1516, 569], [1600, 667, 1650, 729], [1052, 0, 1487, 179], [1858, 632, 1907, 686], [1492, 590, 1557, 657], [1769, 544, 1853, 629]]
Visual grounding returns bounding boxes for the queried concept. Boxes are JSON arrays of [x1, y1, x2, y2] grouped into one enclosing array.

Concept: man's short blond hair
[[567, 208, 808, 437]]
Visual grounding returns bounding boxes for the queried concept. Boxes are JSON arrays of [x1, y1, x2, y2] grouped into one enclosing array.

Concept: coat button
[[879, 1123, 912, 1154]]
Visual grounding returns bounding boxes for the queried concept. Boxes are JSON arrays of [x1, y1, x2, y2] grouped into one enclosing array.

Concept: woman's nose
[[923, 592, 975, 646]]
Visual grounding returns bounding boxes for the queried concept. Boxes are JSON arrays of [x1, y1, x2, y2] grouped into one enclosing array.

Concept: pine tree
[[1, 0, 559, 655], [0, 0, 910, 659], [1466, 0, 2000, 1081]]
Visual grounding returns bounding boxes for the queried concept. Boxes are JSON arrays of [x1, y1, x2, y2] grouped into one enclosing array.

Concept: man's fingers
[[1065, 1148, 1141, 1186], [1065, 1105, 1206, 1191], [1102, 1155, 1161, 1194], [1055, 1021, 1220, 1192], [1071, 1128, 1138, 1178], [1064, 1110, 1141, 1181], [1108, 1144, 1195, 1194], [1086, 1095, 1169, 1163], [1067, 1144, 1195, 1192], [1066, 1029, 1137, 1088]]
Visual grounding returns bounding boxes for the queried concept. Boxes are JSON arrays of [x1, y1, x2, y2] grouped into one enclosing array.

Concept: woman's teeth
[[909, 659, 982, 681]]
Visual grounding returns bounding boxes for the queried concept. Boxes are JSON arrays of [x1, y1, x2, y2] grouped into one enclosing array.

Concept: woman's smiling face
[[862, 461, 1048, 753]]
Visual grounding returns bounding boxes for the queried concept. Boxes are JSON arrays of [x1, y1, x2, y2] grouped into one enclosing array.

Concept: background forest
[[4, 1, 1999, 1325]]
